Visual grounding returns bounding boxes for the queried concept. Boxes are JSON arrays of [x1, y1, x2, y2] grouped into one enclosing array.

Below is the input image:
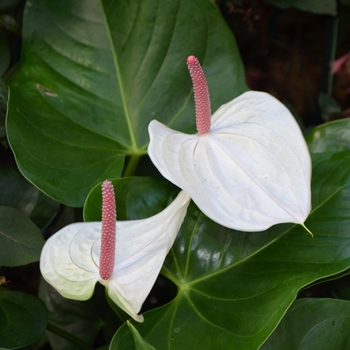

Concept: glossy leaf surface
[[7, 0, 247, 206], [0, 290, 47, 349], [0, 206, 44, 266], [261, 298, 350, 350], [84, 177, 180, 221], [306, 119, 350, 153], [109, 151, 350, 349]]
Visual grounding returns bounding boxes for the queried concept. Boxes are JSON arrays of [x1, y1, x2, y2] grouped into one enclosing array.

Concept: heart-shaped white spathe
[[148, 91, 311, 232], [40, 190, 190, 322]]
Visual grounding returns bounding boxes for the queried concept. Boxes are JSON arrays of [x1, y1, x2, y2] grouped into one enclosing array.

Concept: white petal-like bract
[[40, 190, 190, 322], [148, 91, 311, 231]]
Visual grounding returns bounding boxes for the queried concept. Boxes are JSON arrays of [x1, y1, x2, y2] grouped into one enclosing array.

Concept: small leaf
[[0, 290, 47, 349], [0, 206, 44, 266], [261, 298, 350, 350]]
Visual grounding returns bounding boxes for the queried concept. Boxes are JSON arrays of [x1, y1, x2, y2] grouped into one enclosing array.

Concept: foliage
[[1, 0, 350, 349]]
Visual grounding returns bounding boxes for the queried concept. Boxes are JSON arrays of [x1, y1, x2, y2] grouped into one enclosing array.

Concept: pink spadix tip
[[99, 180, 116, 280], [187, 55, 211, 134]]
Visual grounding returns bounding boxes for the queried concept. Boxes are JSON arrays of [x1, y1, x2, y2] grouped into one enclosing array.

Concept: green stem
[[46, 323, 92, 350], [123, 155, 140, 177]]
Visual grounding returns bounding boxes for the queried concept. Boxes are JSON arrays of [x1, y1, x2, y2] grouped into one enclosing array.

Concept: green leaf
[[0, 167, 59, 229], [109, 151, 350, 349], [261, 298, 350, 349], [6, 0, 247, 206], [306, 119, 350, 153], [265, 0, 337, 15], [127, 321, 156, 350], [84, 177, 179, 222], [0, 290, 48, 350], [0, 206, 44, 266]]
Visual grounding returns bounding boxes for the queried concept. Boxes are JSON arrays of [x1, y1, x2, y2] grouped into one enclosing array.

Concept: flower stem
[[123, 154, 140, 177], [46, 323, 92, 350]]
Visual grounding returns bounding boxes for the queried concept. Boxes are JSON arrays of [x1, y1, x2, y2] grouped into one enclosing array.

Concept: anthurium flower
[[148, 56, 312, 232], [40, 181, 190, 322]]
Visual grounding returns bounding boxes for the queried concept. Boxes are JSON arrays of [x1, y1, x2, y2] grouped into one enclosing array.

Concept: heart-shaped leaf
[[261, 298, 350, 350], [0, 290, 47, 349], [7, 0, 247, 206], [107, 151, 350, 349]]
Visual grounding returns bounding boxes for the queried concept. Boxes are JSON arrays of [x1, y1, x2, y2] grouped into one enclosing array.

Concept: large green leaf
[[0, 290, 47, 350], [107, 151, 350, 349], [0, 206, 44, 266], [6, 0, 247, 206], [261, 298, 350, 349]]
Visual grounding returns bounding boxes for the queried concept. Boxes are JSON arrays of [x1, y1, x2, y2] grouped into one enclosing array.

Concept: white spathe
[[40, 190, 190, 322], [148, 91, 312, 232]]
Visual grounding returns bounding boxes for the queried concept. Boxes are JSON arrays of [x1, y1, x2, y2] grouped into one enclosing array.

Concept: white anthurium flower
[[148, 56, 312, 233], [40, 181, 190, 322]]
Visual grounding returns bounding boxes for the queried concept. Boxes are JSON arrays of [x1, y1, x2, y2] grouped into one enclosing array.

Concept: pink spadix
[[99, 180, 116, 280], [187, 55, 211, 134]]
